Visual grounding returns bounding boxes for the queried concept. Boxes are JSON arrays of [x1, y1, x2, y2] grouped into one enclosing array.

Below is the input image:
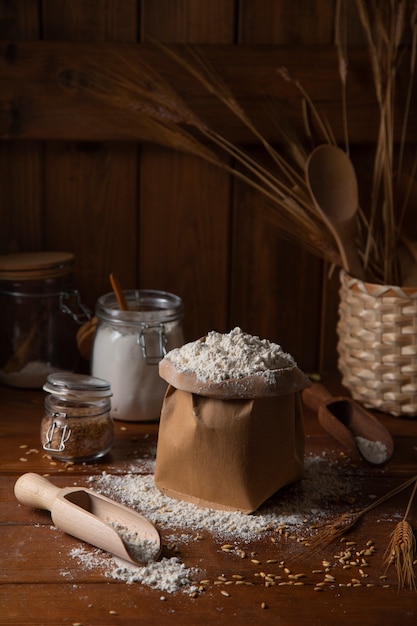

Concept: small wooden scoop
[[2, 315, 42, 373], [14, 473, 161, 565], [302, 383, 394, 464]]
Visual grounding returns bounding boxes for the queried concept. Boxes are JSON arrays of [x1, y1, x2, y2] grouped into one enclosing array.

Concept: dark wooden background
[[0, 1, 413, 375]]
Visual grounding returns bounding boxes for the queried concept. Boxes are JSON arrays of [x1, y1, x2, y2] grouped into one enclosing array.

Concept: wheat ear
[[384, 480, 417, 591], [307, 474, 417, 552], [384, 520, 416, 591]]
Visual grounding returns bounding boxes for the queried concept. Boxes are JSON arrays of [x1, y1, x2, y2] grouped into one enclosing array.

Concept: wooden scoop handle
[[14, 473, 61, 511], [109, 272, 128, 311], [302, 382, 338, 412]]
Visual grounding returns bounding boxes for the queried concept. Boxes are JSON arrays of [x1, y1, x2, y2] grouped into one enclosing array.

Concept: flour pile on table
[[89, 454, 357, 540], [68, 453, 360, 594], [69, 546, 198, 594]]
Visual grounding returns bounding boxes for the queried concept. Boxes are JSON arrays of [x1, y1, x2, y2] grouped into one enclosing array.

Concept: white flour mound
[[355, 436, 388, 464], [164, 327, 296, 383]]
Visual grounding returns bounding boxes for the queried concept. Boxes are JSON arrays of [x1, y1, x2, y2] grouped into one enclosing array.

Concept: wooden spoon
[[307, 145, 365, 280]]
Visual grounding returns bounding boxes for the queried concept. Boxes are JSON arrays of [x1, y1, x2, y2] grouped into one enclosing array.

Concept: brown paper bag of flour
[[154, 386, 305, 513]]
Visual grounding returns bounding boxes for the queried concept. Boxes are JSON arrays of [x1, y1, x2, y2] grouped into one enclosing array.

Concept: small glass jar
[[91, 289, 184, 422], [0, 252, 91, 388], [41, 372, 113, 462]]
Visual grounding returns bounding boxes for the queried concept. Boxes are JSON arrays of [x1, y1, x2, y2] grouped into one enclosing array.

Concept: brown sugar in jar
[[41, 372, 113, 462]]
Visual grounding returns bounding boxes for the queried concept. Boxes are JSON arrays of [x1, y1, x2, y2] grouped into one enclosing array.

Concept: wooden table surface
[[1, 379, 417, 626]]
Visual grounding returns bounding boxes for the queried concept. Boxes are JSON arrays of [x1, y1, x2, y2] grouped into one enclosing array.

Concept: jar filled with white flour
[[91, 290, 184, 422]]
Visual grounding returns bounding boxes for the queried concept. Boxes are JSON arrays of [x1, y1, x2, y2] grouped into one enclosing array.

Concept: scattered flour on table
[[68, 453, 360, 593], [87, 454, 358, 541], [164, 327, 296, 383], [69, 547, 198, 594]]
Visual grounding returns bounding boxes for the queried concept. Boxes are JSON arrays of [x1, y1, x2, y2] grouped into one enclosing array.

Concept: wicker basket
[[337, 270, 417, 417]]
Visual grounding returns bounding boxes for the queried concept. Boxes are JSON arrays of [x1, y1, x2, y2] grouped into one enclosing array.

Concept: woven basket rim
[[340, 270, 417, 299]]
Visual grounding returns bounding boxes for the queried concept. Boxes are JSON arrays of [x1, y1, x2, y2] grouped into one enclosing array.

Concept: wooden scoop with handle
[[302, 383, 394, 464], [306, 145, 365, 280], [14, 473, 161, 565]]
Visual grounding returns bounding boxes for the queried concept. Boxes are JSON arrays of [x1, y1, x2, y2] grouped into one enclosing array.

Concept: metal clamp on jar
[[0, 252, 91, 388], [91, 289, 184, 422], [41, 372, 113, 462]]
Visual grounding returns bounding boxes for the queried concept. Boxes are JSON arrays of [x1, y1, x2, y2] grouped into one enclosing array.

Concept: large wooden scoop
[[302, 383, 394, 465], [14, 473, 161, 565], [306, 145, 365, 280]]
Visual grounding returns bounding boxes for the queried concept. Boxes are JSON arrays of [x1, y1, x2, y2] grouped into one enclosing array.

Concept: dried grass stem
[[307, 474, 417, 552], [70, 1, 416, 284]]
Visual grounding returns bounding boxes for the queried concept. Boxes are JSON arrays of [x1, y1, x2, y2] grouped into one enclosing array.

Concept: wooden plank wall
[[0, 1, 411, 375]]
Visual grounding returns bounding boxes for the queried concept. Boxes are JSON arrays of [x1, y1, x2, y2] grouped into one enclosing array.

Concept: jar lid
[[0, 252, 74, 280], [96, 289, 183, 325], [43, 373, 112, 400]]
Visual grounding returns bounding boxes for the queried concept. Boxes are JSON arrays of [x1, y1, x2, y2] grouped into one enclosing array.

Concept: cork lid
[[0, 252, 74, 280]]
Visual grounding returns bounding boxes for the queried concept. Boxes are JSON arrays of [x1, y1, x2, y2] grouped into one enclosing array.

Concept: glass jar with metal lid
[[91, 289, 184, 422], [0, 252, 91, 388], [41, 372, 113, 462]]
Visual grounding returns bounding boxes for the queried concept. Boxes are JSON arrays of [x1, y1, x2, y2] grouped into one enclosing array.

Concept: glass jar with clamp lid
[[41, 372, 113, 462]]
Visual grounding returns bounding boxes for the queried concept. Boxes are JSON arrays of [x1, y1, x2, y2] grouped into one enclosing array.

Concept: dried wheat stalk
[[384, 479, 417, 590], [335, 0, 349, 154], [73, 46, 342, 265], [68, 2, 416, 284], [353, 0, 417, 284], [384, 520, 416, 590], [307, 474, 417, 552]]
